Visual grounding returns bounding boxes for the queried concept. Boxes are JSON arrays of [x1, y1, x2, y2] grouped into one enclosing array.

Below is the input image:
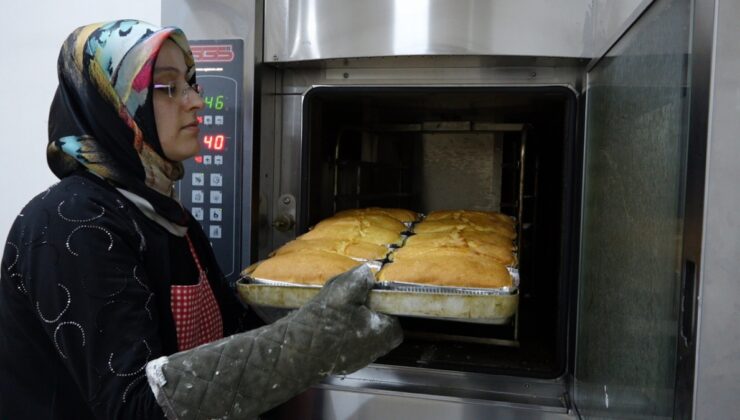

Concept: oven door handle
[[678, 259, 698, 348]]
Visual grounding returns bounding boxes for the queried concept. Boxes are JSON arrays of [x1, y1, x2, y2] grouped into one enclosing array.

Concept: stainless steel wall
[[265, 0, 645, 62], [588, 0, 647, 57], [693, 0, 740, 416]]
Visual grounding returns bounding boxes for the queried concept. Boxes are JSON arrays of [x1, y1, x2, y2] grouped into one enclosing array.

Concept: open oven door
[[572, 0, 711, 418]]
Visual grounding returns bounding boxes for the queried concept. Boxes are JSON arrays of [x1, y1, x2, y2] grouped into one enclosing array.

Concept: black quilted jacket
[[0, 171, 253, 419]]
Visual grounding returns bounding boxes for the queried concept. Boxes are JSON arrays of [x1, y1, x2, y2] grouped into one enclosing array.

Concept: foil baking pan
[[237, 274, 518, 325]]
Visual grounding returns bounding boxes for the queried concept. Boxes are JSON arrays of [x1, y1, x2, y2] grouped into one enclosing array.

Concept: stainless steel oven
[[163, 0, 740, 418]]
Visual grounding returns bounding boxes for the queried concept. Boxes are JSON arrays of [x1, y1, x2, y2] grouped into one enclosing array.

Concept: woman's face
[[153, 39, 204, 162]]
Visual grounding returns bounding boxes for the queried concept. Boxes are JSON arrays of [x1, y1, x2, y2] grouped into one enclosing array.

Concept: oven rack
[[329, 122, 533, 345]]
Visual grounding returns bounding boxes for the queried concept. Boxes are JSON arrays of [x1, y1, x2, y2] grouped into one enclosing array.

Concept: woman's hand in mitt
[[146, 264, 403, 420], [301, 264, 403, 374]]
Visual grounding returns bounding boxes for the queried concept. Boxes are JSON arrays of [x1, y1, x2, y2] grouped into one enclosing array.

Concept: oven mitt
[[145, 265, 403, 420]]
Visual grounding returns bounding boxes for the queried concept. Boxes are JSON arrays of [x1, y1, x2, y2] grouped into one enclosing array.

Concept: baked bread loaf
[[405, 230, 514, 250], [300, 222, 403, 246], [335, 207, 419, 223], [318, 213, 407, 233], [251, 249, 361, 285], [413, 219, 516, 239], [273, 238, 389, 261], [392, 242, 516, 266], [426, 210, 516, 227], [377, 254, 512, 288]]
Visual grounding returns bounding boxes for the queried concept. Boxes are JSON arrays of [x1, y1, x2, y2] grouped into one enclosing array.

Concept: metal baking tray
[[236, 269, 519, 325]]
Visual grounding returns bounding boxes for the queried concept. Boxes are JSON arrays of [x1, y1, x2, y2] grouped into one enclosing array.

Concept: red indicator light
[[194, 156, 203, 163], [197, 116, 203, 124]]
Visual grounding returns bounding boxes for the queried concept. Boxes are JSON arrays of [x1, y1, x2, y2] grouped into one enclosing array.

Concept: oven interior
[[297, 86, 577, 378]]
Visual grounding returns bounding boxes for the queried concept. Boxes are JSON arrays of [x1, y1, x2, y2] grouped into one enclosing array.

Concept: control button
[[192, 190, 204, 204], [192, 172, 204, 186], [203, 115, 213, 125], [214, 155, 223, 165], [192, 207, 204, 221], [210, 208, 222, 221], [209, 225, 222, 239], [204, 155, 212, 165], [215, 116, 224, 125], [210, 190, 222, 204], [210, 173, 223, 187]]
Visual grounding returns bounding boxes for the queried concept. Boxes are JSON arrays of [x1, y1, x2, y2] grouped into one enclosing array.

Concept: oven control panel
[[177, 39, 243, 278]]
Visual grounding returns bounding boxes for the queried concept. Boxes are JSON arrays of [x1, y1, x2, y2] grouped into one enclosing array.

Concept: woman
[[0, 20, 402, 419]]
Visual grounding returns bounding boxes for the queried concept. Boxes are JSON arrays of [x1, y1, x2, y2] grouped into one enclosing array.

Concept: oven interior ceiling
[[299, 87, 576, 378]]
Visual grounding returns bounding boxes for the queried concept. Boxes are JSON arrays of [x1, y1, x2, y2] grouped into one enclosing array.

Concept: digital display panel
[[203, 95, 225, 110], [203, 134, 226, 151], [177, 39, 244, 280]]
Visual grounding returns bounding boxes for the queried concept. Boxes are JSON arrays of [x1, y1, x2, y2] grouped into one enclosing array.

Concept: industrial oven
[[163, 0, 740, 418]]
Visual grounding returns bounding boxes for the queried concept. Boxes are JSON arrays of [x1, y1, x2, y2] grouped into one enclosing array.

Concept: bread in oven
[[319, 213, 407, 233], [252, 249, 362, 285], [413, 219, 516, 239], [426, 210, 516, 227], [392, 241, 516, 266], [377, 253, 512, 289], [300, 221, 403, 246], [273, 237, 389, 261], [405, 230, 515, 250], [335, 207, 419, 223]]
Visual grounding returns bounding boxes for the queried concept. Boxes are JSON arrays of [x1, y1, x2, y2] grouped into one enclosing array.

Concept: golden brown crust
[[273, 238, 389, 261], [426, 210, 516, 226], [301, 222, 403, 246], [344, 241, 390, 261], [317, 213, 407, 233], [413, 219, 516, 239], [335, 207, 419, 223], [252, 249, 361, 285], [377, 254, 512, 288], [392, 242, 516, 266], [405, 230, 515, 249]]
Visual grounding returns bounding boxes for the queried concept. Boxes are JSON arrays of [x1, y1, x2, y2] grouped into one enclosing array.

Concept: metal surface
[[672, 0, 714, 417], [272, 193, 296, 232], [265, 388, 575, 419], [266, 0, 590, 61], [264, 364, 574, 419], [693, 0, 740, 417], [331, 125, 416, 211], [587, 0, 652, 59], [574, 0, 694, 417], [237, 281, 518, 325], [586, 0, 656, 72], [261, 62, 581, 256], [518, 129, 527, 244], [330, 123, 528, 216]]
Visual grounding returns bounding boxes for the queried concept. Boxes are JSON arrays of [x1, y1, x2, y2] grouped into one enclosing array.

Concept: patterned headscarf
[[47, 20, 195, 226]]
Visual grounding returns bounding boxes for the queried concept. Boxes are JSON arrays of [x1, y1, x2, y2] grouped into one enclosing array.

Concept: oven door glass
[[574, 0, 692, 418]]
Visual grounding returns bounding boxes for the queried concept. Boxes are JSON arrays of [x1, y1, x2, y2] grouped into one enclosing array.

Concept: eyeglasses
[[152, 81, 204, 100]]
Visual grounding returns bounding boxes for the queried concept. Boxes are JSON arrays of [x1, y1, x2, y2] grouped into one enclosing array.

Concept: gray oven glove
[[145, 264, 403, 420]]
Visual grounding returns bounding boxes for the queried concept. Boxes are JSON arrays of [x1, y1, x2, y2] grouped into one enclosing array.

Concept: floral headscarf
[[47, 19, 195, 226]]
